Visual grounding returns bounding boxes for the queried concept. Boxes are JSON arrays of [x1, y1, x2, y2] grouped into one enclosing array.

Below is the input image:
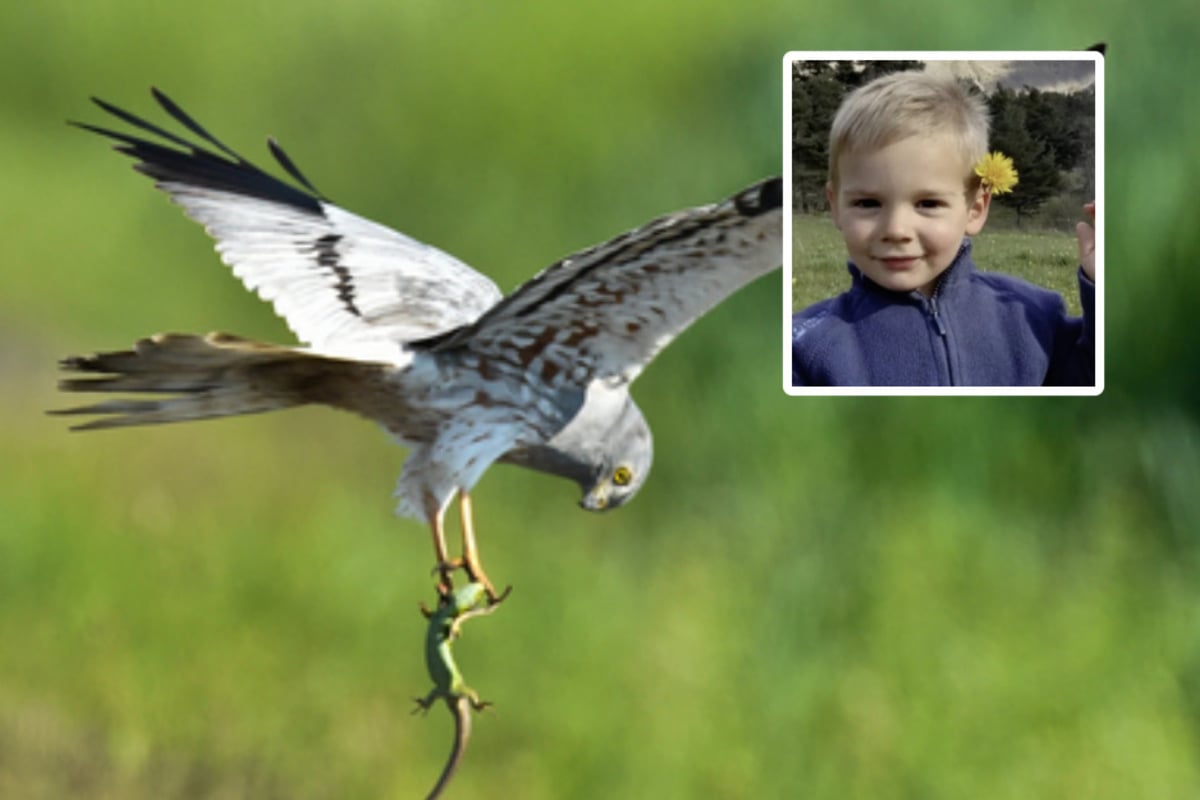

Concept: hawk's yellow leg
[[424, 494, 457, 595], [457, 492, 510, 604]]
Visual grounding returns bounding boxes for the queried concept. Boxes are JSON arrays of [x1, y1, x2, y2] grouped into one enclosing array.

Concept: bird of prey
[[54, 89, 783, 601]]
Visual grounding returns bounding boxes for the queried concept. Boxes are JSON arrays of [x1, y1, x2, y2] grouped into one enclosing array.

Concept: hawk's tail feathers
[[52, 332, 334, 430]]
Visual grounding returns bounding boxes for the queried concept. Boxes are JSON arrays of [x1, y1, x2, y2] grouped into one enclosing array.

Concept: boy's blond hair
[[828, 70, 990, 189]]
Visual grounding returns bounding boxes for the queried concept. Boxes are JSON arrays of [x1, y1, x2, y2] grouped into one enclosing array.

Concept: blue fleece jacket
[[791, 240, 1095, 387]]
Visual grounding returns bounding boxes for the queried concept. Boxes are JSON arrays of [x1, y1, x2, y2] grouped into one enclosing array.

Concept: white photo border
[[781, 50, 1104, 397]]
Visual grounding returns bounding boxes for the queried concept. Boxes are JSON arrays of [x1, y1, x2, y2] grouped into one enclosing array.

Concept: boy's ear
[[826, 182, 839, 227], [965, 188, 991, 235]]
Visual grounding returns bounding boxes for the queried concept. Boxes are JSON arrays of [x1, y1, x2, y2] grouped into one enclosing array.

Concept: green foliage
[[988, 86, 1091, 223], [790, 64, 846, 211], [3, 2, 1200, 798]]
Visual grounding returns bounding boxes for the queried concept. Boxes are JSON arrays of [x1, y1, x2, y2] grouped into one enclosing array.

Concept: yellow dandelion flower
[[974, 151, 1019, 194]]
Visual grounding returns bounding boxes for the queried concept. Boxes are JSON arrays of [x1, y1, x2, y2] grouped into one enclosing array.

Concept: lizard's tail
[[426, 695, 473, 800]]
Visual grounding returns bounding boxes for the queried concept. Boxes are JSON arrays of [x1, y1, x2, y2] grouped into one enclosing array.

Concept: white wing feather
[[79, 91, 502, 363], [165, 187, 501, 360]]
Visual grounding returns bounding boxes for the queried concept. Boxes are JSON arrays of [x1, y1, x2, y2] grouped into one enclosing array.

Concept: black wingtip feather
[[268, 137, 328, 201], [734, 177, 783, 217], [89, 94, 197, 151], [75, 89, 326, 216], [150, 87, 244, 163]]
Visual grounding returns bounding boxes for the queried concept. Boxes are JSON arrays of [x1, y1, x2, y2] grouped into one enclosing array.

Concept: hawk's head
[[576, 397, 653, 513], [499, 390, 654, 512]]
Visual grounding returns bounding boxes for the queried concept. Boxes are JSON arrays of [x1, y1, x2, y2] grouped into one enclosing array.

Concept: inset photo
[[782, 51, 1104, 394]]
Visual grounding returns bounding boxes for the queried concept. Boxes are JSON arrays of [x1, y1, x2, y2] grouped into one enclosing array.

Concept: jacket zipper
[[928, 285, 955, 384], [929, 294, 946, 336]]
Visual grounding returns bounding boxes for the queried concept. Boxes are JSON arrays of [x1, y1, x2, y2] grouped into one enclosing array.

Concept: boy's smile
[[828, 135, 989, 296]]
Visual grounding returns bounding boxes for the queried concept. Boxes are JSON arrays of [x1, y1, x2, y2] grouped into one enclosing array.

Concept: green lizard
[[413, 581, 498, 800]]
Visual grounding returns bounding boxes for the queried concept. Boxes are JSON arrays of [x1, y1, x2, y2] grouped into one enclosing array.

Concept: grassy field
[[792, 215, 1085, 315], [3, 2, 1200, 799]]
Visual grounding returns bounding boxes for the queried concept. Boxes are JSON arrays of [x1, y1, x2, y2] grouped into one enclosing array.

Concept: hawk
[[54, 89, 783, 601]]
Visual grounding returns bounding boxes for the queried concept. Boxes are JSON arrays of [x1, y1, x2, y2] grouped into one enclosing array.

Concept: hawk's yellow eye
[[612, 466, 633, 486]]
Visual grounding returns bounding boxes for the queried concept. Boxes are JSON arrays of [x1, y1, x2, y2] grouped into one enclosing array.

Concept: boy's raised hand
[[1076, 202, 1096, 280]]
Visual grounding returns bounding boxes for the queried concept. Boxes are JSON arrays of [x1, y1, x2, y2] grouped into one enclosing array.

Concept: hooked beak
[[580, 482, 611, 512]]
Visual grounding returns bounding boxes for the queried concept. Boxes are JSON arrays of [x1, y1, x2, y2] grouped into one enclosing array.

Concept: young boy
[[791, 70, 1096, 387]]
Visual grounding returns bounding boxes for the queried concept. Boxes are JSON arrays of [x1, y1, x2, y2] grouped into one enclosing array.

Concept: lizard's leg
[[458, 491, 511, 605], [447, 598, 501, 639]]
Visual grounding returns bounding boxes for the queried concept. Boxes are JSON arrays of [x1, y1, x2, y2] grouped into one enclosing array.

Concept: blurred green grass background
[[3, 1, 1199, 798]]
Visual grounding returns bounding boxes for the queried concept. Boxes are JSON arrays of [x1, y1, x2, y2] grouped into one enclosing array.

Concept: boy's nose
[[880, 207, 914, 241]]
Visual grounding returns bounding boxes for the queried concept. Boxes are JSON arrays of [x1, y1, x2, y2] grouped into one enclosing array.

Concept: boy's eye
[[850, 198, 880, 208], [917, 198, 947, 209]]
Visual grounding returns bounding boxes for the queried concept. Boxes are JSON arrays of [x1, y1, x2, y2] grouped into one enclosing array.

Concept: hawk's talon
[[460, 570, 509, 608], [436, 556, 509, 609], [430, 558, 467, 597], [432, 558, 466, 575]]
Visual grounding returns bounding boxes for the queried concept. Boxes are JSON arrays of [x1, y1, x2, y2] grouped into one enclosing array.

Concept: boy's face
[[827, 134, 990, 296]]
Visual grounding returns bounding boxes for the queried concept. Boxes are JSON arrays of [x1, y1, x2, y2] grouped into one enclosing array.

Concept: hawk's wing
[[418, 177, 782, 386], [77, 89, 502, 362]]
